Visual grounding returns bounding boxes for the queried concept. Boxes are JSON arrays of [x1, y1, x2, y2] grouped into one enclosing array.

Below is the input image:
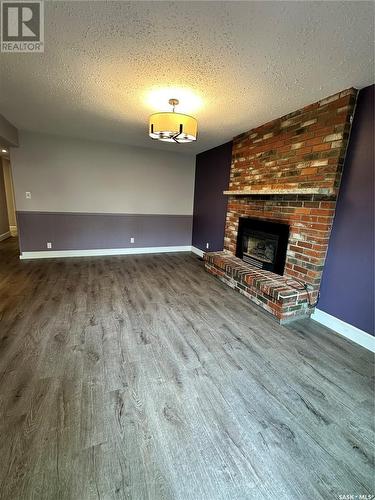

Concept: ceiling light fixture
[[149, 99, 198, 144]]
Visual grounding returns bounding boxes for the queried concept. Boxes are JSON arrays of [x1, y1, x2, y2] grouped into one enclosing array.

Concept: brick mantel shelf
[[223, 188, 335, 196]]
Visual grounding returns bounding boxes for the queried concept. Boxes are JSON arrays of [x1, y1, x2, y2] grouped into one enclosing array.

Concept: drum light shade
[[149, 99, 198, 143]]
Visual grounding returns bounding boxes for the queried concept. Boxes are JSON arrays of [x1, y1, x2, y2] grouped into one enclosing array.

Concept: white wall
[[11, 131, 195, 215]]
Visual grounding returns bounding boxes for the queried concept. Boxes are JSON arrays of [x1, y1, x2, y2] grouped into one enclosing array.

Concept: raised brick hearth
[[204, 252, 310, 322], [205, 88, 357, 322]]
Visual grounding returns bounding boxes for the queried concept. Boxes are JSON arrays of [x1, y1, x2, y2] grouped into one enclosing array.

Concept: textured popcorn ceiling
[[0, 1, 373, 154]]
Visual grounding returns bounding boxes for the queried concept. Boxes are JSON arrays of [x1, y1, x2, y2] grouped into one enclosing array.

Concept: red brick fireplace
[[204, 88, 357, 322]]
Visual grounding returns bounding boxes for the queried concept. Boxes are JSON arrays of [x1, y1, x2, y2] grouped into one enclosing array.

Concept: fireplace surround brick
[[224, 194, 337, 292], [227, 88, 357, 195], [204, 88, 357, 322]]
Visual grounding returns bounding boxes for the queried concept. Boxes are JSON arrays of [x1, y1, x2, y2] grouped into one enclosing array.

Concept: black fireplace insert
[[236, 217, 289, 275]]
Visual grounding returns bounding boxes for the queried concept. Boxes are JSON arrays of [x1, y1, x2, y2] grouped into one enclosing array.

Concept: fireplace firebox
[[236, 217, 289, 275]]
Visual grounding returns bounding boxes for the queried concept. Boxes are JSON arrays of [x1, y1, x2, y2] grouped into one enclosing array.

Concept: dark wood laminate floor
[[0, 237, 374, 500]]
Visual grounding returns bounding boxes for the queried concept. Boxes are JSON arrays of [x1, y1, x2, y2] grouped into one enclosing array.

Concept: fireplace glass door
[[236, 218, 289, 275], [242, 230, 279, 268]]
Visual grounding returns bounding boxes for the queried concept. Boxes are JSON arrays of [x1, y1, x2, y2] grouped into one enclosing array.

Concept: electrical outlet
[[130, 237, 135, 244], [47, 242, 52, 249], [206, 242, 210, 249], [25, 191, 31, 199]]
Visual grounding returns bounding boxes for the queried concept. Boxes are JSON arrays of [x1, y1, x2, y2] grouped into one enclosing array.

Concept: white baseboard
[[0, 231, 11, 242], [191, 246, 205, 258], [311, 308, 375, 352], [20, 245, 209, 261], [20, 245, 192, 260]]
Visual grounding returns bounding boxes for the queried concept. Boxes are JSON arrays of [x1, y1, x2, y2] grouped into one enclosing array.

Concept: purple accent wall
[[318, 85, 374, 335], [17, 212, 193, 252], [192, 141, 232, 251]]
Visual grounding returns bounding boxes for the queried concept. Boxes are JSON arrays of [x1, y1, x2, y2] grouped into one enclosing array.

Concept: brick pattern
[[224, 194, 336, 293], [206, 88, 358, 322], [229, 88, 357, 195], [204, 252, 310, 323]]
